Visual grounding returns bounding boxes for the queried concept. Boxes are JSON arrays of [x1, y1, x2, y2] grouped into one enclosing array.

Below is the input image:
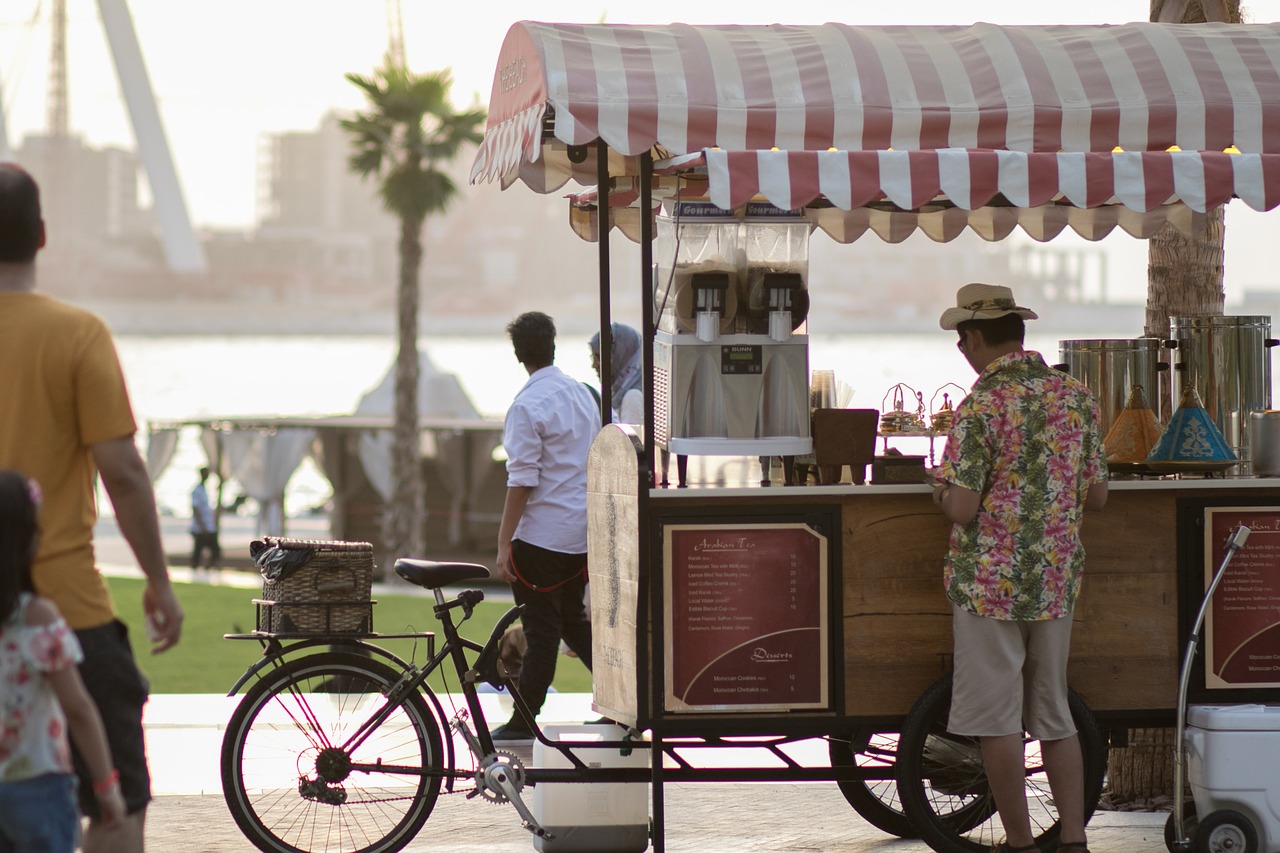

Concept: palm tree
[[342, 58, 485, 562]]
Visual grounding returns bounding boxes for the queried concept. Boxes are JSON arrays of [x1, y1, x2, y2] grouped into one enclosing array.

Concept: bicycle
[[221, 558, 648, 853], [221, 556, 1109, 853]]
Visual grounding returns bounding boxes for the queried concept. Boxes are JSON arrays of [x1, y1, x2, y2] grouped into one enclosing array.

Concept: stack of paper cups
[[811, 370, 835, 409]]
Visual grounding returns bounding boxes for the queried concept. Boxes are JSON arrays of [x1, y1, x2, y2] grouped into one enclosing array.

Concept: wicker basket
[[254, 537, 375, 635]]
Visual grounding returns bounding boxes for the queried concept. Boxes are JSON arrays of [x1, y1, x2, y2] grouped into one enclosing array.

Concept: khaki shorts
[[947, 603, 1077, 741]]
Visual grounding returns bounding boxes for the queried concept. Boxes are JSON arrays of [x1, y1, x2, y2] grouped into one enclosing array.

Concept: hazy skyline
[[4, 0, 1280, 300]]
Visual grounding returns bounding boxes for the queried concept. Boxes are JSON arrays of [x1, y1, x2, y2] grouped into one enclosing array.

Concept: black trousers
[[191, 531, 221, 568], [509, 538, 592, 720]]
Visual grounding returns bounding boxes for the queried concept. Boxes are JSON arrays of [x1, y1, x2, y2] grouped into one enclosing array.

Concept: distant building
[[15, 133, 157, 256]]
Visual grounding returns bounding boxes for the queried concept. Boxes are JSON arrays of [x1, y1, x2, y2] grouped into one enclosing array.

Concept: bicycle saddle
[[394, 559, 491, 589]]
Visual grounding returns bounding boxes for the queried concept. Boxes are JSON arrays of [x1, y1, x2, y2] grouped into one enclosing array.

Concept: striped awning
[[473, 20, 1280, 230]]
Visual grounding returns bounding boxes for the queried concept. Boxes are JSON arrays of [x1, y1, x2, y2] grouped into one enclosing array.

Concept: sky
[[4, 0, 1280, 299]]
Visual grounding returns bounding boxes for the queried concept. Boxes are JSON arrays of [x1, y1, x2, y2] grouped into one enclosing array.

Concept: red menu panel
[[663, 523, 829, 712], [1204, 507, 1280, 689]]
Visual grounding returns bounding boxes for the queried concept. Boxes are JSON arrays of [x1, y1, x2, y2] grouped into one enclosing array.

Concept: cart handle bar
[[1170, 524, 1251, 851]]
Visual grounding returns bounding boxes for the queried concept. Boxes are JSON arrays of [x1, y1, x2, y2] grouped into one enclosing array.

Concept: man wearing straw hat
[[933, 283, 1109, 853]]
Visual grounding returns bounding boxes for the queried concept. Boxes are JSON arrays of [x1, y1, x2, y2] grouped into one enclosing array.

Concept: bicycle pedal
[[524, 823, 556, 841]]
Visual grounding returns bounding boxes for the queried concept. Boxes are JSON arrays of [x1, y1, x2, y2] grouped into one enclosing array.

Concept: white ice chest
[[1186, 703, 1280, 852], [532, 723, 649, 853]]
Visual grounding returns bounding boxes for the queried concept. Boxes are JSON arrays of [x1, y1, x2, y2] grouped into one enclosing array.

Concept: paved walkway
[[145, 788, 1170, 853]]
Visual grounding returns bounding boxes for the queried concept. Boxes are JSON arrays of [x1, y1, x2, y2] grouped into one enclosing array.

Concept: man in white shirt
[[189, 466, 221, 572], [491, 312, 601, 742]]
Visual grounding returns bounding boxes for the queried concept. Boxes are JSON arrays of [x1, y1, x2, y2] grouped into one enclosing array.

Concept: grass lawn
[[106, 576, 593, 695]]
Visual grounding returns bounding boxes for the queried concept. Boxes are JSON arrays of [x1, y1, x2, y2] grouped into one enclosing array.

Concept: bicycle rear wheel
[[222, 653, 445, 853]]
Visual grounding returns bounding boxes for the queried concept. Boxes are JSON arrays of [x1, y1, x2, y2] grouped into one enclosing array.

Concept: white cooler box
[[1186, 704, 1280, 851], [533, 724, 649, 853]]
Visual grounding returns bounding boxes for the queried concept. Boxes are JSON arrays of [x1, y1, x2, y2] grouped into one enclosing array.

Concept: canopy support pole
[[639, 152, 656, 486], [596, 140, 613, 424]]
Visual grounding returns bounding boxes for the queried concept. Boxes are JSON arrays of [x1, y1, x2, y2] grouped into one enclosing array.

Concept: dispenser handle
[[1156, 361, 1171, 372], [1266, 339, 1279, 348], [1165, 339, 1179, 349]]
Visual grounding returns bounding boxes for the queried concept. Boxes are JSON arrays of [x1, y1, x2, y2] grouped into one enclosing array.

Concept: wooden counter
[[588, 424, 1280, 730]]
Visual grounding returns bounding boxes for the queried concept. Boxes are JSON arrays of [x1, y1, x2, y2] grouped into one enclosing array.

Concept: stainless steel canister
[[1168, 315, 1278, 473], [1247, 411, 1280, 477], [1057, 338, 1168, 437]]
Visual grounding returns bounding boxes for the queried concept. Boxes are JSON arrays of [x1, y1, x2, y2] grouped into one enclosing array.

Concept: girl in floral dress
[[0, 471, 124, 851]]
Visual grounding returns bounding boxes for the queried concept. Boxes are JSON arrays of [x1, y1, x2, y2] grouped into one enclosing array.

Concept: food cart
[[472, 20, 1280, 853]]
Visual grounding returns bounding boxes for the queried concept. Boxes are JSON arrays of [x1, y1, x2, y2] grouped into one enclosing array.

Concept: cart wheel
[[1193, 809, 1258, 853], [894, 675, 1107, 853], [828, 732, 916, 838], [1164, 801, 1198, 852]]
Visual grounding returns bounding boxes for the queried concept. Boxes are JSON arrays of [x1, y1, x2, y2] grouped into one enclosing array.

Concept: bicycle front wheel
[[222, 653, 445, 853]]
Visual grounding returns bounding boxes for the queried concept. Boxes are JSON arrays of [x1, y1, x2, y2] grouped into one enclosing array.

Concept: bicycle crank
[[474, 751, 554, 841]]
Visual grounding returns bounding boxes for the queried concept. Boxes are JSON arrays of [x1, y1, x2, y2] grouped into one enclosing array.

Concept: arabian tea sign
[[1204, 507, 1280, 690], [663, 523, 829, 713]]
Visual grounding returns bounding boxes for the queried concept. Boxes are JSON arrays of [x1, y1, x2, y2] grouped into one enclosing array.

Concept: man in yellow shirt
[[0, 162, 184, 852]]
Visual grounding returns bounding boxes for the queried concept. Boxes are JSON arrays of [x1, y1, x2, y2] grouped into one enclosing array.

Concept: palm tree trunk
[[1144, 208, 1226, 341], [384, 213, 426, 562]]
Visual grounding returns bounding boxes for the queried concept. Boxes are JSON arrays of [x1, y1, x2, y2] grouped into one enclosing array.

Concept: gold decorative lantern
[[929, 383, 966, 434], [879, 383, 926, 433]]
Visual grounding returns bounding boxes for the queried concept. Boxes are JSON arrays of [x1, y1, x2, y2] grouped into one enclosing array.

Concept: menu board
[[663, 522, 829, 713], [1204, 507, 1280, 690]]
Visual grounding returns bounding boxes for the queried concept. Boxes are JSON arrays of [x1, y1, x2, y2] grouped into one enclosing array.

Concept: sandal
[[991, 844, 1039, 853]]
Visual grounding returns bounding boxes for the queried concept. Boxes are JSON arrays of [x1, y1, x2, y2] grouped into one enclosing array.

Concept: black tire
[[895, 675, 1108, 853], [1193, 809, 1258, 853], [1165, 801, 1198, 852], [829, 732, 917, 838], [222, 653, 445, 853]]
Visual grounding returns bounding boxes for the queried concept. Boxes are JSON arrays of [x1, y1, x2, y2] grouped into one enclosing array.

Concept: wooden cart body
[[588, 424, 1280, 735]]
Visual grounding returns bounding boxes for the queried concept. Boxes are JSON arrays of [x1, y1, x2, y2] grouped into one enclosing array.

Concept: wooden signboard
[[662, 522, 829, 713], [1204, 506, 1280, 690]]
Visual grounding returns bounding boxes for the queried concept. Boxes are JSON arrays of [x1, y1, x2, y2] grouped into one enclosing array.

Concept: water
[[111, 329, 1141, 515]]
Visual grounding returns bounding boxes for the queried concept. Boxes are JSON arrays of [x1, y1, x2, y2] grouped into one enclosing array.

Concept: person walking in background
[[0, 471, 126, 851], [932, 283, 1108, 853], [490, 312, 600, 742], [588, 322, 644, 425], [189, 466, 221, 573], [0, 162, 184, 852]]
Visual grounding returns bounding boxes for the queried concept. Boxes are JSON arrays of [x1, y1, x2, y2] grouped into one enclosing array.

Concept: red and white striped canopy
[[473, 20, 1280, 239]]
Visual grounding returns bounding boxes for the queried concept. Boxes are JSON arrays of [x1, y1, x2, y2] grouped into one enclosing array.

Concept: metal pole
[[639, 153, 655, 485], [596, 139, 613, 424]]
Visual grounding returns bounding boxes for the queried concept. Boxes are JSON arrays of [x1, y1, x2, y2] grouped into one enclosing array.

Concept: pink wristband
[[93, 769, 120, 795]]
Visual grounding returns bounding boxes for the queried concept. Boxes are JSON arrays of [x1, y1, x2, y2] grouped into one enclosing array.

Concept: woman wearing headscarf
[[588, 323, 644, 425]]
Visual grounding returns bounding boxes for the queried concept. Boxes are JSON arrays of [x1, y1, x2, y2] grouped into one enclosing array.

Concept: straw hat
[[938, 283, 1039, 330]]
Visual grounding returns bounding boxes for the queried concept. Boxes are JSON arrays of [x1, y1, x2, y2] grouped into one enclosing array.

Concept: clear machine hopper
[[653, 205, 812, 459]]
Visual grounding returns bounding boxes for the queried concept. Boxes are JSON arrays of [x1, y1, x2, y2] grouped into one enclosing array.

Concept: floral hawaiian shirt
[[938, 350, 1106, 621], [0, 593, 84, 781]]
